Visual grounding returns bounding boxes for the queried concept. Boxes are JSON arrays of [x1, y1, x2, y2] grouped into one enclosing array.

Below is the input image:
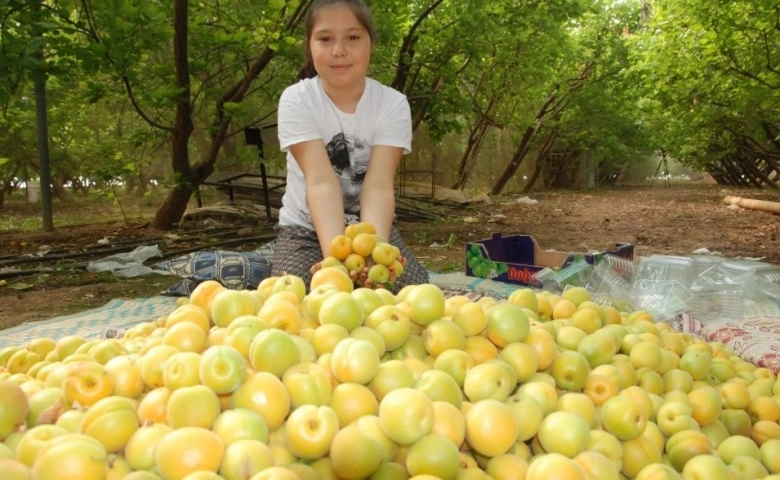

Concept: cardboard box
[[465, 233, 635, 287]]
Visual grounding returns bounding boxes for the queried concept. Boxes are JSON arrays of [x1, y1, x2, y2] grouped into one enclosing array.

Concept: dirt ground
[[1, 184, 778, 330]]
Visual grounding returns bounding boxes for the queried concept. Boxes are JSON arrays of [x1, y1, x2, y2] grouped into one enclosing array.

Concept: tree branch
[[761, 120, 780, 151], [79, 0, 172, 131], [215, 0, 310, 116], [391, 0, 446, 92], [724, 47, 780, 89], [762, 31, 780, 77]]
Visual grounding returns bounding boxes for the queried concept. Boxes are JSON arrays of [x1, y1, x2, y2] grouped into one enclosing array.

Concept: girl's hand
[[309, 255, 407, 290], [309, 261, 322, 275]]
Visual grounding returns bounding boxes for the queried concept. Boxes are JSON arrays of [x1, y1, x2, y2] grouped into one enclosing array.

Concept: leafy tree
[[629, 0, 780, 186], [52, 0, 312, 228], [532, 0, 653, 190], [486, 0, 592, 195], [4, 0, 779, 225]]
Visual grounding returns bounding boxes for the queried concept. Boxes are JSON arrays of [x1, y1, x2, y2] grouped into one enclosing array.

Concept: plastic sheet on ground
[[86, 245, 171, 278]]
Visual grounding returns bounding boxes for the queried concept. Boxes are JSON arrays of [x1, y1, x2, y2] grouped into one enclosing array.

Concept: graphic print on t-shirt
[[297, 132, 370, 225], [326, 132, 351, 174], [326, 132, 369, 204]]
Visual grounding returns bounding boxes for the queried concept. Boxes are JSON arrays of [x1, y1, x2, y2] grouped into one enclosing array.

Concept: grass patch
[[0, 216, 43, 231], [0, 189, 169, 232]]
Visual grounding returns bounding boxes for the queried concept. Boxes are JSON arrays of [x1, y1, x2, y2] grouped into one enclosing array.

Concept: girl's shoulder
[[365, 77, 406, 100], [279, 78, 330, 117], [281, 77, 322, 100], [364, 78, 408, 111]]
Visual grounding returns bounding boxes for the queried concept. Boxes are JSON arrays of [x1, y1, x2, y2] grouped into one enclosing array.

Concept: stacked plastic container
[[584, 257, 634, 311], [532, 261, 594, 295], [720, 260, 780, 301], [532, 249, 780, 324], [688, 257, 745, 323], [625, 255, 696, 322], [580, 253, 778, 323]]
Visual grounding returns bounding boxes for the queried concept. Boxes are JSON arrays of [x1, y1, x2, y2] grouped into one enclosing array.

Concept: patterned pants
[[271, 224, 430, 293]]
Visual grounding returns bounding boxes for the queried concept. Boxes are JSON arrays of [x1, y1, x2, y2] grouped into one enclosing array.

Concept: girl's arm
[[289, 140, 345, 258], [360, 145, 404, 242]]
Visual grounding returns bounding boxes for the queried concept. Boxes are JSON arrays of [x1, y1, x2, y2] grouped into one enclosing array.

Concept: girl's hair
[[297, 0, 377, 80]]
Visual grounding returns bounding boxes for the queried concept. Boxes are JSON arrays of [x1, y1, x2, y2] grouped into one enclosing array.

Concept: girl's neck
[[321, 78, 366, 114]]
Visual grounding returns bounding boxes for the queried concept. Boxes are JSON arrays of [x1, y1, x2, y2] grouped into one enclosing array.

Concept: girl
[[271, 0, 429, 292]]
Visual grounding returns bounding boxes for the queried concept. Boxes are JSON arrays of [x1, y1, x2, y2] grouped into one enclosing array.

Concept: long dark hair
[[297, 0, 377, 80]]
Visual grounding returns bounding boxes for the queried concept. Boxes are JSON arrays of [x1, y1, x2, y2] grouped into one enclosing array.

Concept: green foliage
[[93, 162, 134, 185], [627, 0, 779, 173], [1, 0, 776, 216]]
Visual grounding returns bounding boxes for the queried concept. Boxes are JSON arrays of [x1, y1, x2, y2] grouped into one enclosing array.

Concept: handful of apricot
[[311, 222, 407, 290]]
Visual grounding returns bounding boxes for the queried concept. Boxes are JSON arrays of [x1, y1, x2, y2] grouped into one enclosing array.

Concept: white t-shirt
[[277, 76, 412, 229]]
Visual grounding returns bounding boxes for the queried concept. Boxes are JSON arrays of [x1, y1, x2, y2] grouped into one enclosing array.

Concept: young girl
[[271, 0, 429, 292]]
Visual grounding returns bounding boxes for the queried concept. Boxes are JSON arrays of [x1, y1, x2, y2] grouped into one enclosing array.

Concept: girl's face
[[309, 4, 372, 92]]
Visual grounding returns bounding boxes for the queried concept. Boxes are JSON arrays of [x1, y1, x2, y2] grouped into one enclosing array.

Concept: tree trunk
[[134, 170, 150, 196], [490, 89, 560, 195], [196, 5, 309, 175], [489, 60, 600, 196], [410, 75, 442, 133], [598, 160, 621, 186], [71, 177, 90, 195], [390, 0, 446, 131], [452, 119, 490, 190], [124, 175, 138, 195], [150, 0, 310, 230], [522, 128, 558, 193], [152, 0, 194, 230], [50, 178, 68, 202], [490, 126, 535, 195], [551, 151, 576, 188], [0, 168, 19, 207], [761, 121, 780, 152], [195, 46, 277, 186]]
